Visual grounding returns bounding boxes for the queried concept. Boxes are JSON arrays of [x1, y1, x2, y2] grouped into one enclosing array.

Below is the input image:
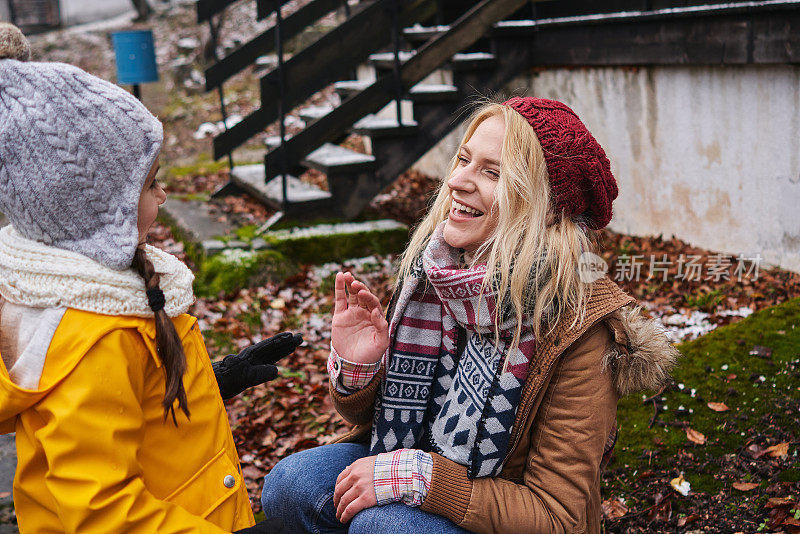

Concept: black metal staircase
[[197, 0, 800, 221]]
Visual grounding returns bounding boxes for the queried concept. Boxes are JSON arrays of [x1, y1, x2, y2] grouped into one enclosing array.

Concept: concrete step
[[408, 83, 459, 103], [334, 80, 372, 100], [403, 24, 450, 44], [159, 198, 237, 245], [369, 50, 416, 70], [351, 115, 418, 138], [302, 143, 376, 175], [230, 164, 332, 210], [298, 105, 334, 123], [450, 52, 496, 71]]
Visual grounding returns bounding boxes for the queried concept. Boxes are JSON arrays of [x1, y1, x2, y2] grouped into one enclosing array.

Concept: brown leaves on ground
[[601, 498, 629, 519], [706, 401, 730, 412], [685, 428, 706, 445]]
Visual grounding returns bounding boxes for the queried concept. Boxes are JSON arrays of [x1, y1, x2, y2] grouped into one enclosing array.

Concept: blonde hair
[[397, 101, 595, 355]]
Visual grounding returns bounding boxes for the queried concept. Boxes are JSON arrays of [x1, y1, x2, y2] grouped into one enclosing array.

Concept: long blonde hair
[[397, 101, 595, 352]]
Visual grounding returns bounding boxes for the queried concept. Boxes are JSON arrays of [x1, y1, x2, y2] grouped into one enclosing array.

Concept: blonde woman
[[261, 98, 679, 534]]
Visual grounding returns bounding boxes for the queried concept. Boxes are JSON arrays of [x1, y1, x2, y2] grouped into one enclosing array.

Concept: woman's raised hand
[[331, 272, 389, 364]]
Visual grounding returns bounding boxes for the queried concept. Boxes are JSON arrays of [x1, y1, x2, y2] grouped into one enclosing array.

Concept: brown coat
[[330, 277, 678, 534]]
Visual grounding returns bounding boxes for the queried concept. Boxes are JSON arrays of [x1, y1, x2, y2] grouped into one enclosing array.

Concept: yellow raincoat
[[0, 308, 255, 533]]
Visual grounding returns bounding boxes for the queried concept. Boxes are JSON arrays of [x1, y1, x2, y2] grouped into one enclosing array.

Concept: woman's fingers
[[333, 465, 353, 508], [371, 307, 389, 341], [356, 288, 381, 315], [344, 274, 359, 308], [333, 272, 348, 314], [338, 491, 373, 524]]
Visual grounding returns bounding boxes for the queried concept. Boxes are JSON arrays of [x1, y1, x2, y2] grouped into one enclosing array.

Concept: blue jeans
[[261, 442, 470, 534]]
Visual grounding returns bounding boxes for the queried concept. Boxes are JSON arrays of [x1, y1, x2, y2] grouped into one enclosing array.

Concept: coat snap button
[[223, 475, 236, 488]]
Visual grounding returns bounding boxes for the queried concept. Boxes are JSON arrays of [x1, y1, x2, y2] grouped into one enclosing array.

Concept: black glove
[[213, 332, 303, 399], [234, 517, 284, 534]]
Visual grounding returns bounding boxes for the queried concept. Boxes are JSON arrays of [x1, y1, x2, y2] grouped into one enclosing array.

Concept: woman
[[261, 97, 679, 534]]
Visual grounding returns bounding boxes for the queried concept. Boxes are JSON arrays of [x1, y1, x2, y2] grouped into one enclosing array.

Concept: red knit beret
[[502, 97, 618, 229]]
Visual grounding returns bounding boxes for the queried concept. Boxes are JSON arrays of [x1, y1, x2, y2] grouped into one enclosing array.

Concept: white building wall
[[59, 0, 132, 27], [413, 65, 800, 273]]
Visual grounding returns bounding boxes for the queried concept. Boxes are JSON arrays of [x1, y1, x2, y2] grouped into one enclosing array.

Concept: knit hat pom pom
[[0, 22, 31, 61]]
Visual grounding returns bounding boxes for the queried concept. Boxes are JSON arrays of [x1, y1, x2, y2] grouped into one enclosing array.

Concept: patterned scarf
[[370, 223, 536, 478]]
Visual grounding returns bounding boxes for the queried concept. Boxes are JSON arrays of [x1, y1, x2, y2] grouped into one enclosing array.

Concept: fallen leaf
[[270, 298, 286, 310], [767, 442, 790, 458], [670, 474, 691, 496], [733, 482, 760, 491], [601, 497, 628, 519], [686, 428, 706, 445], [647, 494, 672, 522], [677, 513, 700, 527], [261, 428, 278, 447], [765, 497, 795, 509], [746, 443, 768, 459], [707, 402, 730, 412]]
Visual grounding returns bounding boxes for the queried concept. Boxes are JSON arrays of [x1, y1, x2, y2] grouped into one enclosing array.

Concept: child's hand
[[213, 332, 303, 399]]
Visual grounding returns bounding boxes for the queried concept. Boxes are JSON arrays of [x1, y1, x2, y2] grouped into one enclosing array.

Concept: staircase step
[[230, 164, 332, 210], [450, 52, 496, 71], [302, 143, 376, 174], [408, 83, 459, 103], [298, 105, 334, 123], [159, 198, 237, 244], [265, 134, 292, 150], [351, 115, 418, 138], [492, 19, 537, 37], [369, 51, 415, 70], [403, 24, 450, 44], [334, 79, 372, 100]]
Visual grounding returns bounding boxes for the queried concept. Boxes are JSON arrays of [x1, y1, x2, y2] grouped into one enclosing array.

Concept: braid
[[131, 247, 190, 424]]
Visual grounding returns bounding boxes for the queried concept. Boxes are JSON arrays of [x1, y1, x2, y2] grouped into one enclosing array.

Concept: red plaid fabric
[[327, 345, 381, 394], [373, 448, 433, 506]]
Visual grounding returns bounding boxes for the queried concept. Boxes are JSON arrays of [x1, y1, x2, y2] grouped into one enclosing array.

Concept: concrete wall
[[60, 0, 132, 27], [413, 65, 800, 273]]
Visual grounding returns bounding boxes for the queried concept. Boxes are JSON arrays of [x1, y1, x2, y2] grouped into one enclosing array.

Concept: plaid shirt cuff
[[373, 449, 433, 507], [327, 345, 381, 394]]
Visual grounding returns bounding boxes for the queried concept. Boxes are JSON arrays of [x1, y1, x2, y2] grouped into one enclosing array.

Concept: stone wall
[[412, 65, 800, 273]]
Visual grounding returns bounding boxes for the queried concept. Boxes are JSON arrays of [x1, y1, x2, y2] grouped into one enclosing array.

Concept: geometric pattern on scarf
[[370, 222, 536, 478]]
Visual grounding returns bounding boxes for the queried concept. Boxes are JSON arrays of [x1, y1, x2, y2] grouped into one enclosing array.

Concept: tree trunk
[[131, 0, 153, 21]]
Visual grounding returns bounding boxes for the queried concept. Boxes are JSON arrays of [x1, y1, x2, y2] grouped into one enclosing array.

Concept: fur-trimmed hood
[[602, 305, 681, 396]]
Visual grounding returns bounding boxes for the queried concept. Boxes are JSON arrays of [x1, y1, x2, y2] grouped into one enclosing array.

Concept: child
[[261, 99, 679, 534], [0, 24, 297, 533]]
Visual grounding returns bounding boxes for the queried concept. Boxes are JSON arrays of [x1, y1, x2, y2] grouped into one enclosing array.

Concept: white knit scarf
[[0, 225, 194, 317]]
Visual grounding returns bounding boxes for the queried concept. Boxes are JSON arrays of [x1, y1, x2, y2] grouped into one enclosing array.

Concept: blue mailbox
[[111, 30, 158, 98]]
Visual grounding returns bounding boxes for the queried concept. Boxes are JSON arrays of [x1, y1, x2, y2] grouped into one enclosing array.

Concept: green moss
[[163, 154, 227, 181], [684, 288, 726, 311], [235, 225, 260, 242], [193, 249, 297, 298], [779, 469, 800, 482], [610, 297, 800, 494], [269, 227, 408, 265]]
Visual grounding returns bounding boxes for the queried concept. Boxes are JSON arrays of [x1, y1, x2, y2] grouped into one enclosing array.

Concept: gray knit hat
[[0, 25, 163, 270]]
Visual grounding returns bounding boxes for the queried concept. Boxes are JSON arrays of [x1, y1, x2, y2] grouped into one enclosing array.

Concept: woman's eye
[[150, 179, 159, 189], [487, 169, 500, 179], [457, 156, 469, 165]]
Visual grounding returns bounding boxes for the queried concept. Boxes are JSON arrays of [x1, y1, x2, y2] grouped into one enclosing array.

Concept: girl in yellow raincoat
[[0, 24, 298, 533]]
